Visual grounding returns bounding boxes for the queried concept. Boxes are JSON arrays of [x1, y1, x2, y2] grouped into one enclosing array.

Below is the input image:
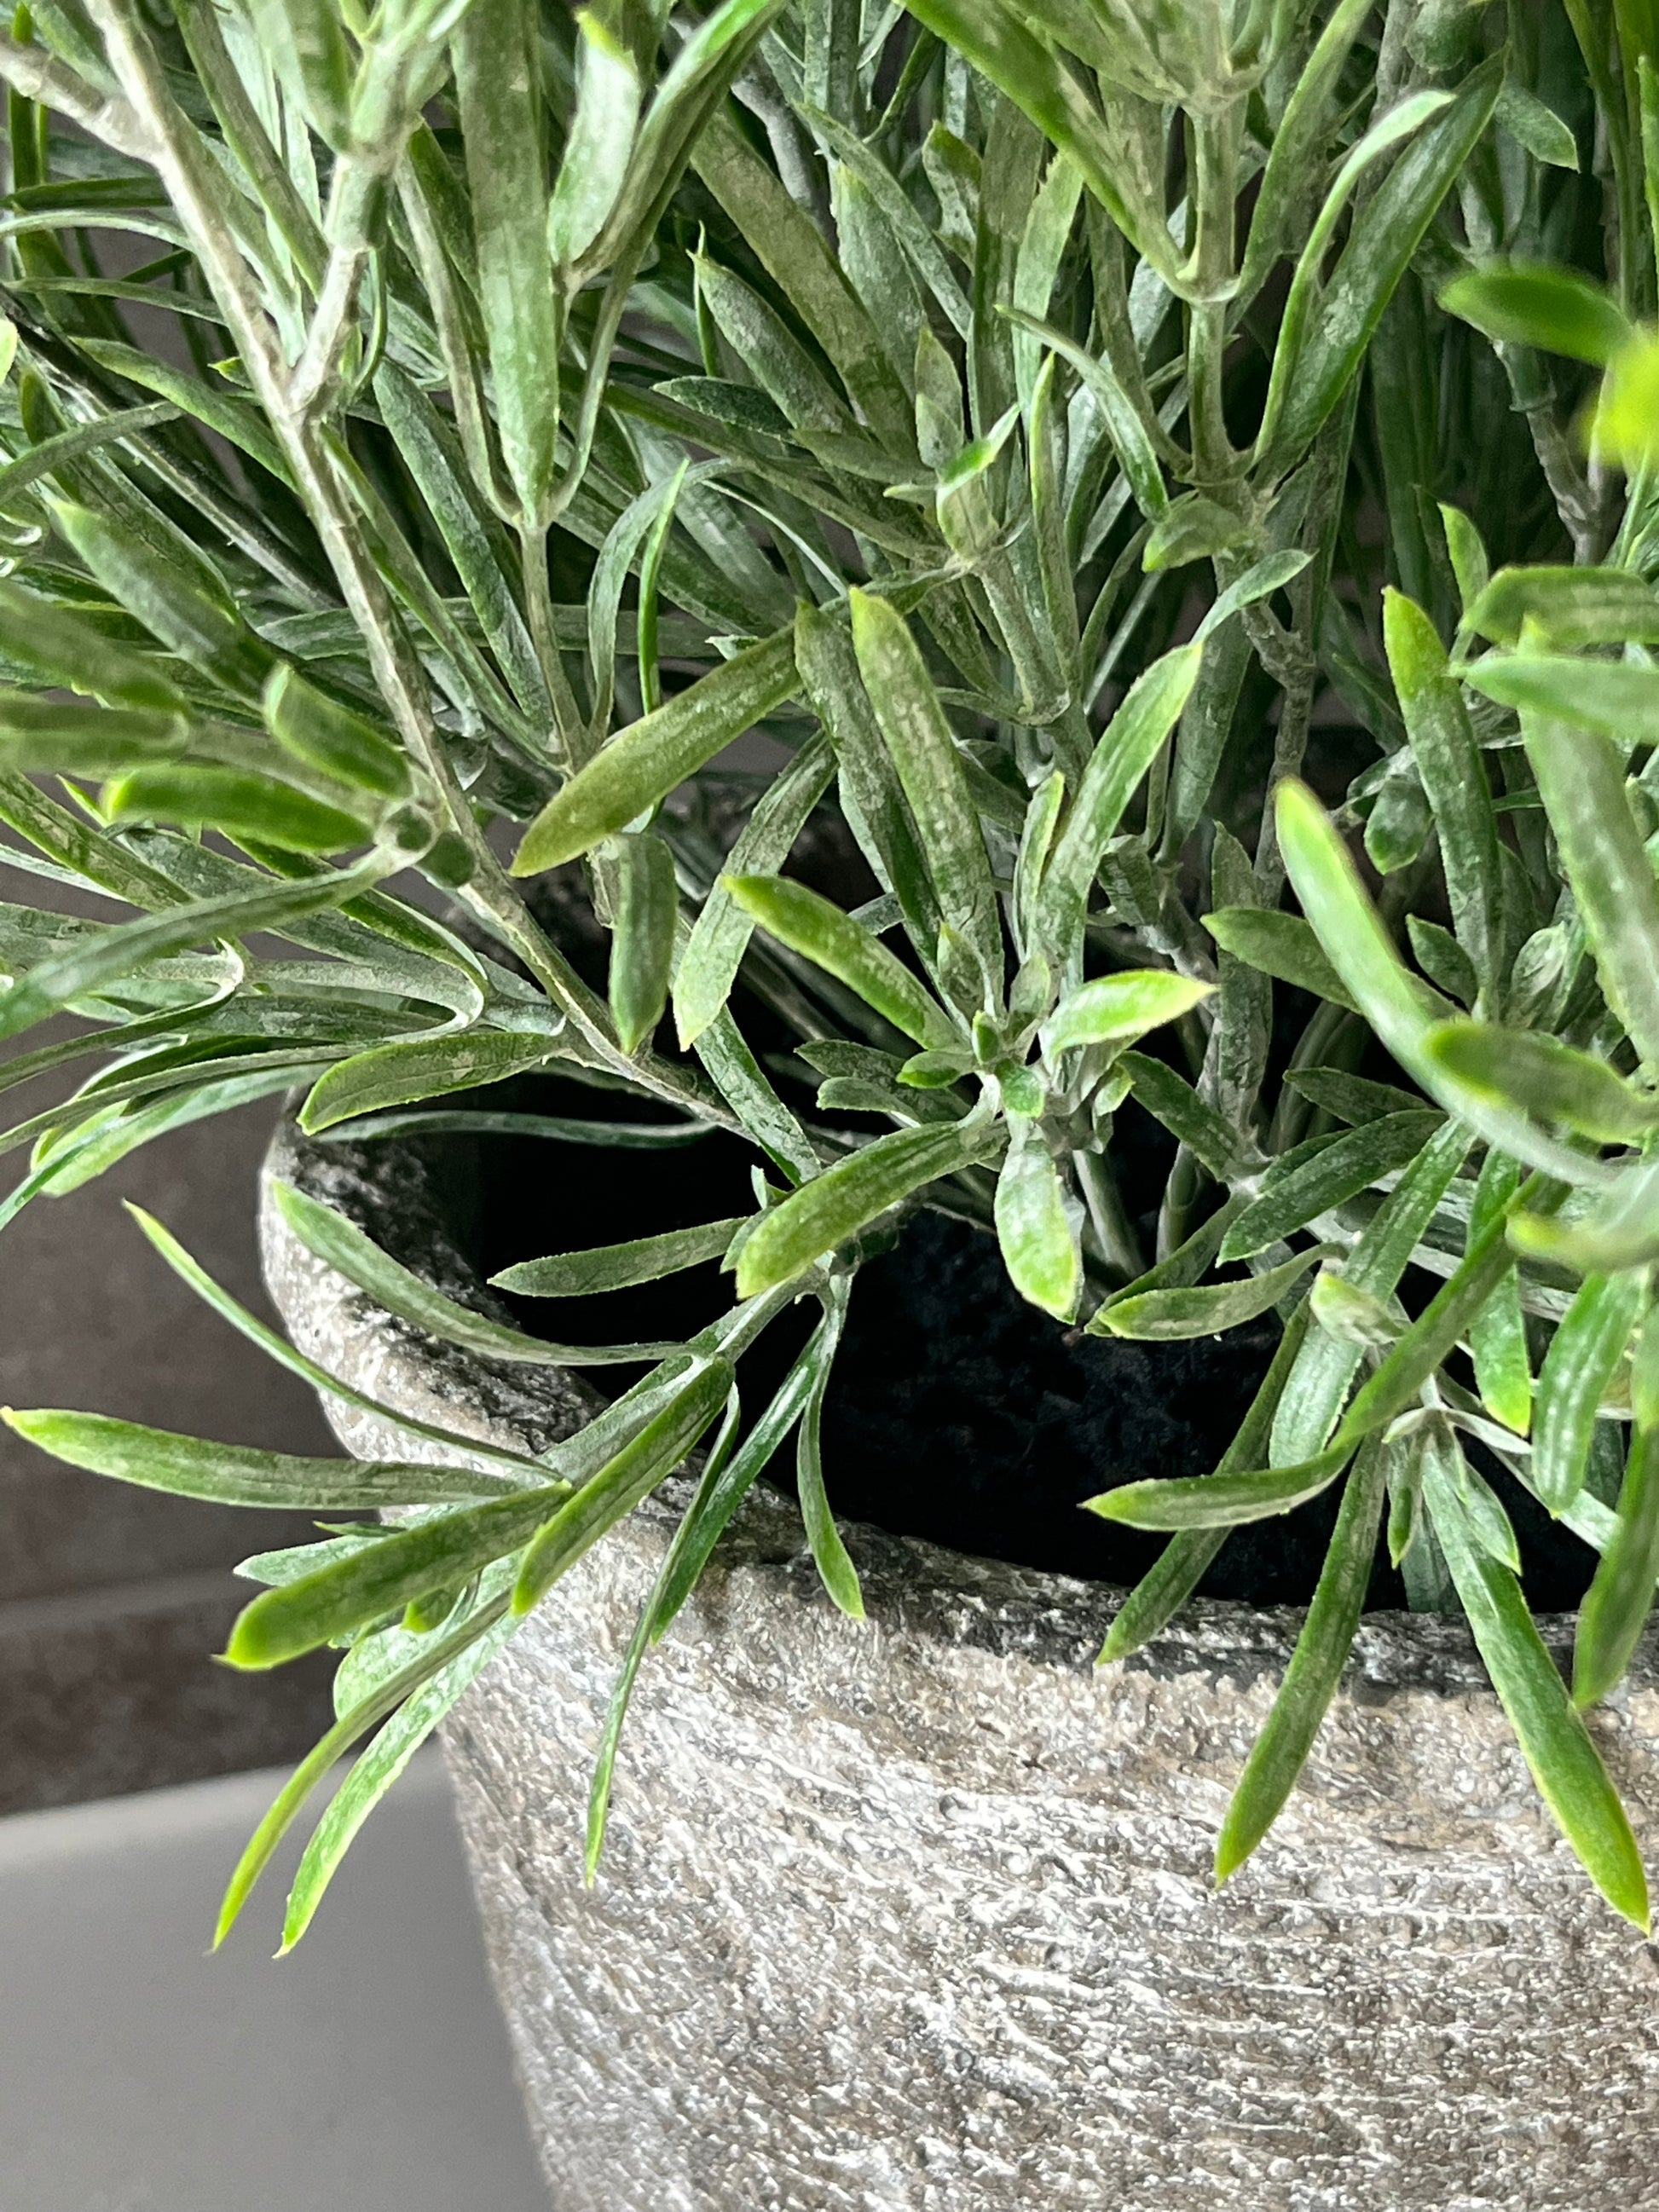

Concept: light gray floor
[[0, 1750, 549, 2212]]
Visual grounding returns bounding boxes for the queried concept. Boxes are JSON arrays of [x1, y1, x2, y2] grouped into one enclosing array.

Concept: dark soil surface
[[461, 1062, 1602, 1612]]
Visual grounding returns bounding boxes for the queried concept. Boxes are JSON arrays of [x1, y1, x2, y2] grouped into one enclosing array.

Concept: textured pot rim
[[260, 1114, 1639, 1705]]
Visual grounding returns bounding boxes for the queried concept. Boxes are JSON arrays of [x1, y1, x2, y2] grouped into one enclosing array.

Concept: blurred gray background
[[0, 1096, 342, 1811]]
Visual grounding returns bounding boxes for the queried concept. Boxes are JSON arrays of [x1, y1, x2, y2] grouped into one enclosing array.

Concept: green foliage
[[4, 0, 1659, 1943]]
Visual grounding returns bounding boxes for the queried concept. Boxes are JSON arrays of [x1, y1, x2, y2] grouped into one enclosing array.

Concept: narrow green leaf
[[1203, 906, 1358, 1013], [692, 107, 912, 453], [280, 1597, 521, 1950], [848, 589, 1001, 1002], [0, 577, 186, 713], [609, 830, 678, 1055], [1512, 1157, 1659, 1273], [1220, 1113, 1444, 1262], [1036, 643, 1203, 963], [1426, 1022, 1659, 1145], [1463, 650, 1659, 740], [1236, 0, 1373, 303], [1469, 1148, 1532, 1436], [313, 1109, 712, 1149], [298, 1030, 563, 1135], [583, 1393, 743, 1877], [1521, 711, 1659, 1071], [1534, 1271, 1646, 1513], [1098, 1303, 1315, 1663], [1384, 589, 1503, 996], [513, 627, 798, 872], [735, 1118, 990, 1297], [1425, 1451, 1650, 1930], [0, 857, 386, 1048], [491, 1216, 743, 1297], [454, 0, 561, 523], [1439, 503, 1491, 614], [994, 1119, 1080, 1321], [103, 765, 371, 855], [227, 1481, 571, 1667], [120, 1206, 551, 1486], [547, 9, 640, 268], [512, 1361, 734, 1614], [1003, 305, 1168, 519], [673, 736, 834, 1048], [1257, 62, 1502, 476], [795, 1285, 862, 1617], [52, 499, 271, 699], [1271, 1121, 1473, 1464], [1495, 82, 1581, 170], [1274, 778, 1448, 1070], [0, 1409, 512, 1505], [215, 1598, 511, 1947], [0, 691, 187, 778], [1468, 567, 1659, 647], [1043, 970, 1212, 1054], [1575, 1319, 1659, 1707], [1095, 1245, 1332, 1343], [1119, 1049, 1252, 1182], [792, 601, 940, 957], [694, 1006, 820, 1185], [650, 1339, 823, 1632], [1285, 1069, 1425, 1126], [1085, 1443, 1350, 1531], [263, 667, 411, 800], [1214, 1438, 1387, 1883], [722, 872, 957, 1048]]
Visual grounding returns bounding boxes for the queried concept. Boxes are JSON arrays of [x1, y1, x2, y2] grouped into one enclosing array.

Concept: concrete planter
[[260, 1120, 1659, 2212]]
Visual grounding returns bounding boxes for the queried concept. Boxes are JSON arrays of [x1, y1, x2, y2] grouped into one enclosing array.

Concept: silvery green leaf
[[1533, 1271, 1646, 1514], [609, 831, 678, 1056], [723, 871, 957, 1048], [1308, 1271, 1403, 1349], [1214, 1439, 1388, 1883], [1468, 1148, 1532, 1438], [1423, 1446, 1649, 1928], [1519, 711, 1659, 1071], [1384, 589, 1503, 998], [1575, 1318, 1659, 1708], [1042, 969, 1211, 1054], [492, 1216, 744, 1297], [1203, 906, 1357, 1013], [1036, 644, 1202, 965], [1096, 1245, 1333, 1343], [299, 1029, 563, 1135], [735, 1118, 992, 1297], [453, 0, 562, 525], [1222, 1113, 1446, 1262], [514, 628, 799, 871], [547, 10, 641, 269], [994, 1118, 1079, 1320], [848, 588, 1002, 1002], [0, 1410, 513, 1505]]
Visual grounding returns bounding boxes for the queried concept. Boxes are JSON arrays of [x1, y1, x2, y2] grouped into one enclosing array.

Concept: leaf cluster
[[3, 0, 1659, 1937]]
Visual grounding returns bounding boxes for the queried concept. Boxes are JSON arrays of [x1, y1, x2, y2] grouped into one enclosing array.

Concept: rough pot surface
[[260, 1123, 1659, 2212]]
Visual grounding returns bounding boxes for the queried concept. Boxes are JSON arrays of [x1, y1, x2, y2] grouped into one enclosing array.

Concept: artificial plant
[[1, 0, 1658, 1940]]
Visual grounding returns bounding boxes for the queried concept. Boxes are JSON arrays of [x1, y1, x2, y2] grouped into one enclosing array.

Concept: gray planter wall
[[263, 1123, 1659, 2212]]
